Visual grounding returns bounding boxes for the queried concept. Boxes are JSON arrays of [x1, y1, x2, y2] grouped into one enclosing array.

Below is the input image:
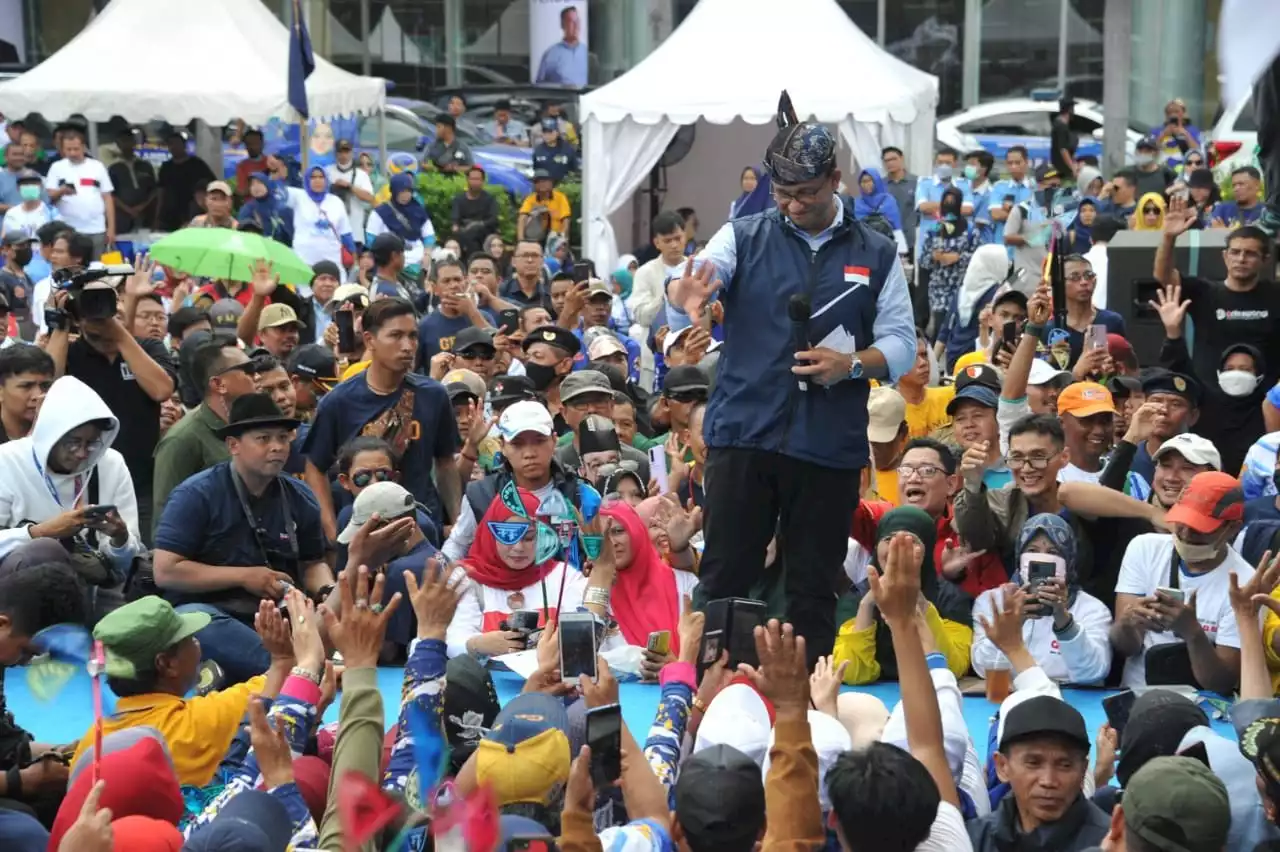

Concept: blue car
[[935, 97, 1142, 167]]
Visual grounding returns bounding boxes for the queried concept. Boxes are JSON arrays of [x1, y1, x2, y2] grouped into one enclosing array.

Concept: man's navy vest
[[705, 206, 899, 470]]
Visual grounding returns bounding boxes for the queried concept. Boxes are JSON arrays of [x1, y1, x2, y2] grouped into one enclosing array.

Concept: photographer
[[46, 258, 177, 544], [152, 393, 333, 685]]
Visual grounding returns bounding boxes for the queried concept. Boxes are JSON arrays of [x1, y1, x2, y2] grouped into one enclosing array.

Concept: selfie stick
[[88, 640, 106, 784]]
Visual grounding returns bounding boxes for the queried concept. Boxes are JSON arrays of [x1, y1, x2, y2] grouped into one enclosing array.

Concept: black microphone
[[788, 294, 811, 391]]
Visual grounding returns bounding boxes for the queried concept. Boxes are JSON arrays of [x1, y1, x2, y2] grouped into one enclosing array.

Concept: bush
[[415, 172, 517, 246]]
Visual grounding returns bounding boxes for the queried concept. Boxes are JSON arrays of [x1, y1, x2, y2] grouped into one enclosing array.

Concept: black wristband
[[6, 765, 21, 799], [45, 308, 68, 331]]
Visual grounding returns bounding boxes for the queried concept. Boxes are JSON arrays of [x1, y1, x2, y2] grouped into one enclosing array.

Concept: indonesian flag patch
[[844, 265, 870, 286]]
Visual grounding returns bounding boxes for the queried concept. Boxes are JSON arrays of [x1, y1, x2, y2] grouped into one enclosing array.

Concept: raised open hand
[[320, 565, 402, 669], [737, 619, 809, 719], [666, 256, 722, 322], [1148, 282, 1190, 336]]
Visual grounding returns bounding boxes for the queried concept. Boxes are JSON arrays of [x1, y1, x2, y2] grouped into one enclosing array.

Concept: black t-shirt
[[66, 336, 177, 496], [107, 157, 157, 233], [0, 268, 32, 320], [156, 156, 215, 231], [1182, 276, 1280, 386], [1134, 165, 1175, 200], [1050, 116, 1078, 178]]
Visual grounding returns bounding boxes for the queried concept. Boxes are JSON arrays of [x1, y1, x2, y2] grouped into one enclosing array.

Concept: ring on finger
[[371, 603, 384, 615], [355, 599, 369, 610]]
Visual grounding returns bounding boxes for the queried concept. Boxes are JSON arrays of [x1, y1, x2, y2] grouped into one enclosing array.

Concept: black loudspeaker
[[1104, 230, 1231, 366]]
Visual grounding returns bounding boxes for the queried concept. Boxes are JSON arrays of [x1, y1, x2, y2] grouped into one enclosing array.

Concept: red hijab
[[462, 487, 559, 592], [600, 501, 683, 654]]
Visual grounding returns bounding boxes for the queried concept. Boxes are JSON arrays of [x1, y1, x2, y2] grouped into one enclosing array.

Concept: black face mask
[[524, 361, 559, 391], [13, 248, 31, 267]]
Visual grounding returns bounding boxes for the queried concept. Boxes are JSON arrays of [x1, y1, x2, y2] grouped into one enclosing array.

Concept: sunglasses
[[351, 468, 394, 488], [214, 361, 257, 378], [664, 390, 708, 404], [1143, 207, 1161, 215], [488, 519, 533, 545]]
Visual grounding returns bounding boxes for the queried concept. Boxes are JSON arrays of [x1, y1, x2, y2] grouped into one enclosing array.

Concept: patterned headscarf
[[1017, 513, 1078, 593]]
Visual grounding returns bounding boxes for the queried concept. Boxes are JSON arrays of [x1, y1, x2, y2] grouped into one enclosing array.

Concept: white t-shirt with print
[[44, 158, 112, 233], [1, 203, 55, 242], [1057, 462, 1103, 484], [915, 801, 973, 851], [444, 560, 588, 659], [286, 188, 352, 269], [1114, 532, 1254, 688]]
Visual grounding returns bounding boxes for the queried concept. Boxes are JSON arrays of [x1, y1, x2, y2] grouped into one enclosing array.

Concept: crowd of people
[[0, 68, 1279, 852]]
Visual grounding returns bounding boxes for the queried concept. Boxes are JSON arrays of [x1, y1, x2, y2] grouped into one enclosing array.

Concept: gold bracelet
[[290, 665, 322, 686], [584, 587, 611, 608], [691, 695, 707, 714]]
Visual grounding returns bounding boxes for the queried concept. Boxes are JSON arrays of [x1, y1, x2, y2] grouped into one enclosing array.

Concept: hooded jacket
[[0, 375, 142, 574]]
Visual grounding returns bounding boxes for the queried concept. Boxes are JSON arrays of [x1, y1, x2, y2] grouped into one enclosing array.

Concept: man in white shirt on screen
[[44, 128, 114, 260]]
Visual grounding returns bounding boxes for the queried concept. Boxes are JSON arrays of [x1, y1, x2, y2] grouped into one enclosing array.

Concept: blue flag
[[406, 700, 447, 798], [287, 0, 315, 119]]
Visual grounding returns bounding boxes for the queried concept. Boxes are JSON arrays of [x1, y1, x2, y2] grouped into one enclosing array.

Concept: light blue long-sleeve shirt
[[535, 40, 588, 87], [663, 202, 916, 383], [990, 176, 1036, 249]]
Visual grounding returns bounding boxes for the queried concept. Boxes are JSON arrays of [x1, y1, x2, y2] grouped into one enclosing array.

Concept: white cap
[[867, 386, 907, 443], [337, 481, 419, 544], [1028, 359, 1073, 386], [761, 711, 852, 811], [663, 325, 694, 356], [498, 400, 554, 440], [1153, 433, 1222, 471], [692, 682, 772, 766]]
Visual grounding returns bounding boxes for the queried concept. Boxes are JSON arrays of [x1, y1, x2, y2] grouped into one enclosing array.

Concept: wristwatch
[[847, 355, 864, 381]]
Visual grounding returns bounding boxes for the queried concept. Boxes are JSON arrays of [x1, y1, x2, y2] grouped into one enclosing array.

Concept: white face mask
[[1172, 535, 1221, 563], [1218, 369, 1260, 397], [1135, 153, 1155, 167], [935, 164, 953, 181]]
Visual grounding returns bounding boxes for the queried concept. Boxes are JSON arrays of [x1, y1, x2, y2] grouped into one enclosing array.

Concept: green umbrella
[[145, 228, 315, 287]]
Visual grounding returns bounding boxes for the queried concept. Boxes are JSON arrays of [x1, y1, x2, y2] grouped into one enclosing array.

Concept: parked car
[[936, 95, 1144, 167], [1208, 89, 1256, 179]]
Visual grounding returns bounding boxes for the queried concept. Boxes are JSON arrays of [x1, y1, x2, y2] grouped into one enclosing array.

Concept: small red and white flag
[[844, 265, 870, 287]]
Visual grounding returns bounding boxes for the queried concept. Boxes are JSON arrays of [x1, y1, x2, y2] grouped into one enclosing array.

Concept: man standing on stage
[[666, 93, 915, 661]]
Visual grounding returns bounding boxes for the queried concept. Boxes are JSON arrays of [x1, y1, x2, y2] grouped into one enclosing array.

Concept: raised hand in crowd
[[1122, 400, 1165, 445], [254, 597, 294, 662], [580, 656, 620, 708], [557, 281, 590, 328], [1230, 550, 1280, 700], [676, 595, 705, 665], [810, 654, 849, 718], [251, 258, 279, 297], [1027, 282, 1051, 325], [1071, 346, 1112, 381], [345, 512, 416, 573], [1094, 723, 1118, 790], [247, 697, 294, 789], [1164, 194, 1198, 237], [283, 586, 326, 674], [682, 325, 713, 363], [320, 565, 402, 670], [564, 745, 599, 818], [738, 619, 809, 721], [959, 441, 990, 492], [1149, 280, 1190, 338], [429, 351, 455, 381], [124, 256, 157, 298], [976, 583, 1037, 673], [667, 256, 721, 322], [939, 540, 985, 582], [405, 556, 464, 642], [523, 618, 574, 697], [57, 779, 112, 852], [660, 495, 702, 555]]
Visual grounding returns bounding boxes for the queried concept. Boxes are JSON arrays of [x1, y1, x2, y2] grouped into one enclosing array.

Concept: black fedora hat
[[215, 392, 301, 439]]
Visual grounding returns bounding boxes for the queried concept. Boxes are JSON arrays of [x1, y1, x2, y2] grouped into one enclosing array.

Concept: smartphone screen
[[585, 703, 623, 786], [559, 613, 597, 683], [335, 310, 356, 353], [84, 504, 117, 518], [729, 599, 766, 669], [498, 308, 520, 336], [1001, 321, 1019, 349], [1102, 689, 1136, 736]]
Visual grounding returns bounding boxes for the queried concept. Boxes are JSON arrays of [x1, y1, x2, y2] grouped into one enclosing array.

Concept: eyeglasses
[[58, 437, 103, 454], [1006, 452, 1059, 470], [771, 182, 826, 205], [899, 463, 944, 480], [1065, 271, 1097, 283], [351, 468, 394, 488]]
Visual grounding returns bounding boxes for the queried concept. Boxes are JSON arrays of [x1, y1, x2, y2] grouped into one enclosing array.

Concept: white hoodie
[[0, 375, 142, 575]]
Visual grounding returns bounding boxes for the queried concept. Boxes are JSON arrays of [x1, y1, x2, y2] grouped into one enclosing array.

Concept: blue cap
[[541, 118, 558, 132], [486, 692, 570, 749], [946, 384, 998, 415], [183, 789, 292, 851]]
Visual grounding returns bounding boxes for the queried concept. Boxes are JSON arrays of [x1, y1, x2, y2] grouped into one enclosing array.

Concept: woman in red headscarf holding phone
[[445, 488, 587, 659], [584, 500, 700, 679]]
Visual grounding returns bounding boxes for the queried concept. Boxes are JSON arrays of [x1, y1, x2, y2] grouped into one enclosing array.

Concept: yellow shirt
[[903, 386, 955, 439], [1261, 590, 1280, 693], [834, 605, 972, 685], [519, 190, 571, 232], [870, 468, 900, 506], [72, 675, 266, 787]]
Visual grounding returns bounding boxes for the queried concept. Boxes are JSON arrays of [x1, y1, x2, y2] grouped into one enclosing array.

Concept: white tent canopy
[[0, 0, 385, 126], [579, 0, 937, 271]]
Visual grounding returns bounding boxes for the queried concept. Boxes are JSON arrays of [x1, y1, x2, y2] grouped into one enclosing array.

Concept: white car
[[935, 97, 1144, 166], [1209, 90, 1257, 179]]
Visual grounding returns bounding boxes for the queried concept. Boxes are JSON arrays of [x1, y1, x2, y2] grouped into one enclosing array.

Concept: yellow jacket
[[833, 604, 972, 685], [1261, 590, 1280, 693]]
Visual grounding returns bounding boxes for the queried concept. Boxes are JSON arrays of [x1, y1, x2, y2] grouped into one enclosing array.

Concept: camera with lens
[[53, 263, 133, 322]]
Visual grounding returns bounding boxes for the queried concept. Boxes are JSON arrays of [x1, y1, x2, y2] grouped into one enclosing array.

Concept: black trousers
[[697, 447, 861, 666]]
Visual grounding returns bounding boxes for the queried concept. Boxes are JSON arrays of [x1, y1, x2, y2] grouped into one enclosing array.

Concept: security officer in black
[[665, 93, 917, 662]]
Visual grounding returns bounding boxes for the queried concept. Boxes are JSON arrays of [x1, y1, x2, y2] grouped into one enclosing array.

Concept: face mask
[[19, 185, 39, 202], [13, 248, 31, 266], [1172, 535, 1221, 563], [934, 164, 953, 181], [523, 361, 559, 391], [1135, 154, 1155, 167], [963, 165, 979, 180], [1218, 369, 1260, 397]]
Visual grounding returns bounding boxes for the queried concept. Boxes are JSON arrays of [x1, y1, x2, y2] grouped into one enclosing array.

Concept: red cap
[[1164, 471, 1244, 533], [1107, 333, 1133, 358]]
